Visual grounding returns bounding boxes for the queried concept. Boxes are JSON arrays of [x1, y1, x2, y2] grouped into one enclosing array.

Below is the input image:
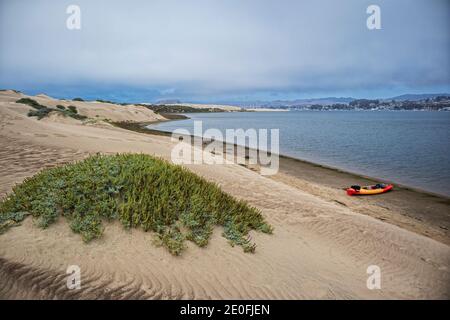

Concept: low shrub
[[20, 100, 87, 121], [0, 154, 272, 255], [96, 99, 116, 104], [66, 112, 87, 120], [16, 98, 45, 110], [17, 97, 53, 120], [67, 105, 78, 113], [27, 108, 52, 120]]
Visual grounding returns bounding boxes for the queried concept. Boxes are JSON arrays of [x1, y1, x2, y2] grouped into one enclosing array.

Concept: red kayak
[[347, 183, 393, 196]]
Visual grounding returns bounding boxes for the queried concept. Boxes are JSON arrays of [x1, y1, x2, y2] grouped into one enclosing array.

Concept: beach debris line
[[0, 154, 272, 255], [346, 183, 393, 196]]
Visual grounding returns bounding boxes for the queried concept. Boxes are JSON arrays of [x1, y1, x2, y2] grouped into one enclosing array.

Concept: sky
[[0, 0, 449, 103]]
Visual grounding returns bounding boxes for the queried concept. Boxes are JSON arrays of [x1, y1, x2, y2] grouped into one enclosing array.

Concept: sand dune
[[0, 93, 449, 299]]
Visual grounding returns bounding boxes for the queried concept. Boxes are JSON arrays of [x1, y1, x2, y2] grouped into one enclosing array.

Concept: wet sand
[[273, 155, 450, 245]]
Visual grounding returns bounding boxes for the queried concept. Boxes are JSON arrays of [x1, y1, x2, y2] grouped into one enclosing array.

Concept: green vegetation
[[112, 121, 173, 137], [141, 104, 229, 114], [16, 98, 53, 120], [27, 108, 52, 120], [62, 105, 87, 120], [0, 154, 272, 255], [16, 98, 45, 109], [158, 113, 190, 120], [96, 99, 117, 104], [67, 105, 78, 114], [73, 97, 84, 101], [16, 98, 87, 121]]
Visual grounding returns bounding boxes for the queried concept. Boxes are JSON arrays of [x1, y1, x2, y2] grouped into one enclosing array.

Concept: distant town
[[156, 94, 450, 111], [256, 95, 450, 111]]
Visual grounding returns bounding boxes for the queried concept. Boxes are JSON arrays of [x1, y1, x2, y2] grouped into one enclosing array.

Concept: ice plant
[[0, 154, 272, 255]]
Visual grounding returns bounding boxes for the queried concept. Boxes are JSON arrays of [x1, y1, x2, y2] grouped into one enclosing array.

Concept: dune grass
[[0, 154, 272, 255], [16, 98, 87, 121]]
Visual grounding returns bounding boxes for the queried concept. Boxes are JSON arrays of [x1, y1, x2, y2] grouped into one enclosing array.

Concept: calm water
[[149, 111, 450, 196]]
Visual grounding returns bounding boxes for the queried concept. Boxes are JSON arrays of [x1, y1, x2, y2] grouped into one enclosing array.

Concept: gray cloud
[[0, 0, 449, 100]]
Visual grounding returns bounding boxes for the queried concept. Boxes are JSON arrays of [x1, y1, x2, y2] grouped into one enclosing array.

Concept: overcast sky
[[0, 0, 449, 102]]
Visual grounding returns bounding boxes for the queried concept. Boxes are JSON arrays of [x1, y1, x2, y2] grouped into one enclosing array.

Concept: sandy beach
[[0, 90, 449, 299]]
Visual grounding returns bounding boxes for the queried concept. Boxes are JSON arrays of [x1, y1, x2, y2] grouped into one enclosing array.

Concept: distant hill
[[388, 93, 450, 101], [155, 99, 182, 104], [262, 97, 354, 107], [152, 93, 450, 109], [234, 94, 450, 111], [231, 94, 450, 108]]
